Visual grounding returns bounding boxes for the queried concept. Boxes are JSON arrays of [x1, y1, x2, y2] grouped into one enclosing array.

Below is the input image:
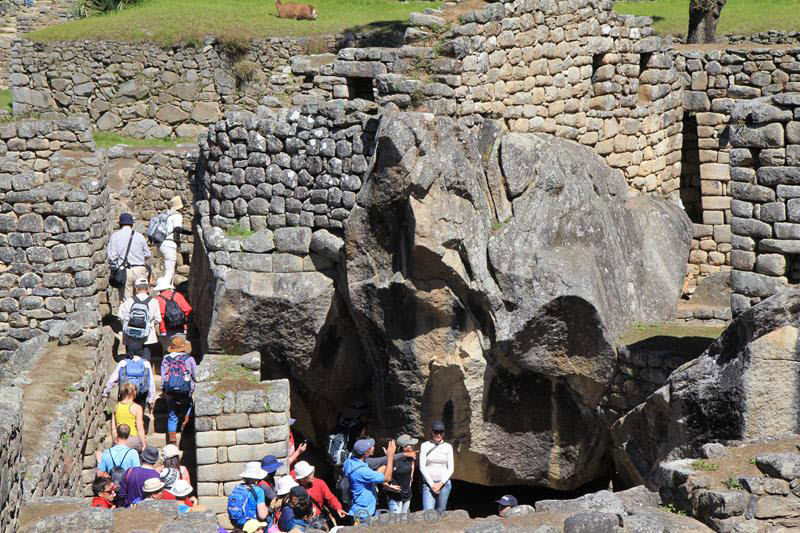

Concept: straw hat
[[168, 336, 189, 353], [169, 196, 184, 210], [143, 478, 165, 493]]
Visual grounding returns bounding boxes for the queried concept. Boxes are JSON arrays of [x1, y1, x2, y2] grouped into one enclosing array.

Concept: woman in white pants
[[159, 196, 190, 287]]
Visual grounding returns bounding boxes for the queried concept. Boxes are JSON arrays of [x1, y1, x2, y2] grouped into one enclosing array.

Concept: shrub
[[722, 477, 743, 490], [219, 35, 251, 60], [232, 60, 258, 84], [73, 0, 140, 17], [225, 222, 253, 238]]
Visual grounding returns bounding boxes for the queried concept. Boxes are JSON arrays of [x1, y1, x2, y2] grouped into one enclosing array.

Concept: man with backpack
[[118, 445, 161, 507], [148, 196, 191, 288], [107, 213, 151, 307], [96, 424, 141, 481], [153, 279, 192, 352], [118, 277, 161, 359], [161, 335, 197, 445], [343, 438, 397, 520], [103, 346, 156, 410], [228, 462, 272, 529]]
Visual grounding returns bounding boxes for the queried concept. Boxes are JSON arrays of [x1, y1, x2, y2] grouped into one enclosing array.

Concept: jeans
[[421, 480, 451, 513], [159, 241, 177, 286], [387, 498, 410, 514], [166, 395, 192, 433]]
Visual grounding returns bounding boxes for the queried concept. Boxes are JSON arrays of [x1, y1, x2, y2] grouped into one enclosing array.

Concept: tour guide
[[343, 438, 397, 519]]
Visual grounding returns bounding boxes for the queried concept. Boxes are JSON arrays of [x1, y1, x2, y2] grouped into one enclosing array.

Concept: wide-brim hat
[[169, 479, 193, 497], [294, 460, 314, 480], [143, 478, 165, 493], [153, 278, 174, 292], [169, 196, 184, 210], [275, 475, 298, 496], [168, 336, 188, 353], [260, 454, 283, 473], [141, 446, 160, 464], [162, 444, 180, 459], [240, 461, 268, 480]]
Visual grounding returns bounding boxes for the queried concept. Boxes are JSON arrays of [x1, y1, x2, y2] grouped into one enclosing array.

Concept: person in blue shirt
[[343, 438, 396, 520], [96, 424, 141, 476]]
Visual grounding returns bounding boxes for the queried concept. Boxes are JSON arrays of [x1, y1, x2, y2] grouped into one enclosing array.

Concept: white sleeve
[[419, 442, 435, 487], [442, 443, 455, 484]]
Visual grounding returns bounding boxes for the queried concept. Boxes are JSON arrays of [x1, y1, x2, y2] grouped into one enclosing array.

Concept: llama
[[275, 0, 317, 20]]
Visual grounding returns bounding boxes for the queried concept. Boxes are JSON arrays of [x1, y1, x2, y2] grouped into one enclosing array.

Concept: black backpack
[[109, 448, 133, 486], [161, 292, 186, 330], [336, 472, 353, 511]]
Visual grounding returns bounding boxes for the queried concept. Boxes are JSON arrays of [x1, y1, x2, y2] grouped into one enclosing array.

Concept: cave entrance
[[680, 112, 702, 223]]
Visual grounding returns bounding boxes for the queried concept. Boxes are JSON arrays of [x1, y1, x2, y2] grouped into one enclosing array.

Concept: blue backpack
[[120, 358, 149, 396], [228, 483, 258, 527], [163, 353, 192, 396]]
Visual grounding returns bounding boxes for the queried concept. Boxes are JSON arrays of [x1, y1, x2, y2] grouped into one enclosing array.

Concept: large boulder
[[189, 230, 367, 446], [611, 289, 800, 487], [343, 113, 691, 489]]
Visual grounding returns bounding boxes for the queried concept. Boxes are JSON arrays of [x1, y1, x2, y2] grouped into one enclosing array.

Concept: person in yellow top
[[113, 383, 147, 452]]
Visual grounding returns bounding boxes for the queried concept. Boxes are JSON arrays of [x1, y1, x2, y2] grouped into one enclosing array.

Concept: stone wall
[[0, 116, 94, 176], [675, 46, 800, 282], [196, 101, 379, 232], [0, 328, 112, 530], [9, 35, 343, 138], [0, 119, 111, 361], [0, 385, 23, 532], [299, 0, 684, 198], [0, 0, 75, 87], [107, 145, 198, 283], [726, 93, 800, 316], [192, 355, 290, 528]]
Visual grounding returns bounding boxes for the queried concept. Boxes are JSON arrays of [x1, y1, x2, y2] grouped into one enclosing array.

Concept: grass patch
[[211, 356, 259, 394], [659, 503, 687, 516], [691, 459, 720, 472], [618, 322, 725, 346], [224, 222, 254, 238], [0, 89, 11, 113], [29, 0, 441, 45], [722, 476, 743, 490], [614, 0, 800, 38], [93, 131, 195, 148]]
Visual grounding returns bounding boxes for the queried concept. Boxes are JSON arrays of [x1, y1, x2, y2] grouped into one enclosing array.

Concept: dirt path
[[21, 343, 94, 462]]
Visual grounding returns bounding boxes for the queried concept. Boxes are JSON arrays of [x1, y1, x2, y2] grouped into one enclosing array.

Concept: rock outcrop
[[611, 289, 800, 487], [341, 113, 691, 489], [193, 111, 691, 489]]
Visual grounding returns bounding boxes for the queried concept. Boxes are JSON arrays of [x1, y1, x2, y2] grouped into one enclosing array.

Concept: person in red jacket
[[153, 279, 192, 353], [91, 477, 117, 509], [294, 461, 346, 522]]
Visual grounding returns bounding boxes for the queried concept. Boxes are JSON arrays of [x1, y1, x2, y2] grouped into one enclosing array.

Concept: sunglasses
[[432, 430, 444, 434]]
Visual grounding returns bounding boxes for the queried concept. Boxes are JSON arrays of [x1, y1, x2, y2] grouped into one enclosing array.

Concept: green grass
[[614, 0, 800, 38], [659, 503, 687, 516], [722, 476, 743, 490], [93, 131, 194, 148], [0, 89, 11, 113], [29, 0, 442, 45], [691, 459, 720, 472], [225, 222, 254, 238]]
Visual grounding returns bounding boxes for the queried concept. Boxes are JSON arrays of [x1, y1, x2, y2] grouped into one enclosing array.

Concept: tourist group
[[97, 210, 522, 531]]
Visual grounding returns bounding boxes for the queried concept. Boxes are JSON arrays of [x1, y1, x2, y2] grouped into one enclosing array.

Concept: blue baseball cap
[[352, 438, 375, 455], [260, 455, 283, 473], [496, 495, 518, 507], [118, 213, 133, 226]]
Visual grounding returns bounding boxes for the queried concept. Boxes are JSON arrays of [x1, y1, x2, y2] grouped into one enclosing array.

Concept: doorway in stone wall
[[680, 112, 702, 223]]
